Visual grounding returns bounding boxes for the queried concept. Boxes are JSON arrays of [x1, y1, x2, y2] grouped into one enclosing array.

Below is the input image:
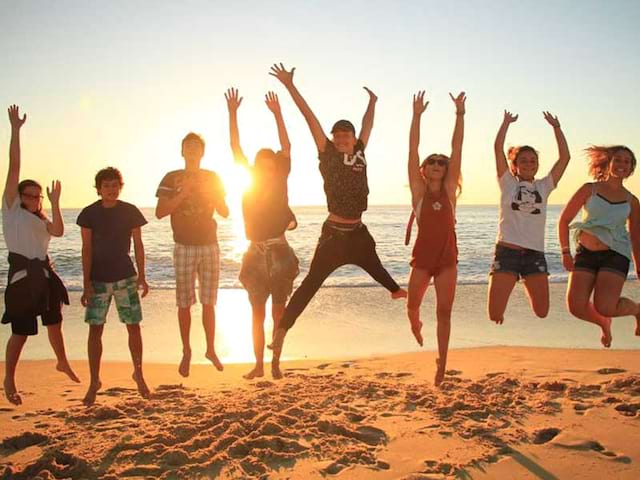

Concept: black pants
[[280, 222, 400, 330]]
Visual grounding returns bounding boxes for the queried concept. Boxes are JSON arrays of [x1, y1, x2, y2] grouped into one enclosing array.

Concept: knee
[[594, 302, 615, 318], [488, 311, 504, 323], [436, 306, 453, 322], [567, 298, 587, 319], [126, 324, 141, 335], [88, 326, 104, 339], [533, 304, 549, 319]]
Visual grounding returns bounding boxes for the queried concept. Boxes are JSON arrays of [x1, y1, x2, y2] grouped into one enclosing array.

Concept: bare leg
[[407, 267, 432, 347], [271, 303, 286, 379], [433, 266, 457, 387], [126, 324, 149, 399], [4, 334, 27, 405], [203, 304, 223, 371], [46, 322, 80, 383], [244, 302, 266, 380], [522, 273, 550, 318], [567, 271, 612, 347], [84, 325, 104, 406], [593, 271, 640, 340], [487, 273, 518, 324], [177, 307, 192, 377]]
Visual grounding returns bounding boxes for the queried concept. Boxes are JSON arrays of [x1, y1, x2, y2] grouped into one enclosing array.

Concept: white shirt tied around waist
[[2, 195, 51, 284], [496, 171, 556, 252]]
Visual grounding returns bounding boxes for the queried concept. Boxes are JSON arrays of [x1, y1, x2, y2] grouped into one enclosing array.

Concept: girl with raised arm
[[2, 105, 79, 405], [488, 110, 570, 324], [225, 88, 299, 380], [405, 91, 465, 387], [559, 146, 640, 347]]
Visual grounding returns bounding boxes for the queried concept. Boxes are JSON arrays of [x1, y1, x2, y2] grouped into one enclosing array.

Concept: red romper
[[410, 187, 458, 274]]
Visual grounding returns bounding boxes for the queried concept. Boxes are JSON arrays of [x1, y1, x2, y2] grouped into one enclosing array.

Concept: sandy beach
[[1, 347, 639, 479]]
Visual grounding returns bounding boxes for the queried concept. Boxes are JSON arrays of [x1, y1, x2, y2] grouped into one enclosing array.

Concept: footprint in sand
[[532, 427, 561, 444], [597, 367, 626, 375], [1, 432, 49, 451], [614, 403, 640, 416], [316, 363, 331, 370]]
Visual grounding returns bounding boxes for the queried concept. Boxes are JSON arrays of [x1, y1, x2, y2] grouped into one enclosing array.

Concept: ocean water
[[0, 205, 575, 290]]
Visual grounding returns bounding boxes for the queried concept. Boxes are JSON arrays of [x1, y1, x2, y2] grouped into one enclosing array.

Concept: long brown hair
[[18, 179, 46, 220], [585, 145, 636, 181]]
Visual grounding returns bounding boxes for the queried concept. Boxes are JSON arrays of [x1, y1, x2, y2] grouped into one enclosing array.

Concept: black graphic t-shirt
[[318, 139, 369, 219], [156, 169, 226, 245], [76, 200, 147, 282]]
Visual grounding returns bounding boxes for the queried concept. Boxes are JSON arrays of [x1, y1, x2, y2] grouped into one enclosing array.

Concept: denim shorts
[[490, 244, 549, 279], [573, 245, 630, 278]]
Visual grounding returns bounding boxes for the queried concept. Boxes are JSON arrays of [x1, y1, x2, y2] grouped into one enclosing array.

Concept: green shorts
[[85, 276, 142, 325]]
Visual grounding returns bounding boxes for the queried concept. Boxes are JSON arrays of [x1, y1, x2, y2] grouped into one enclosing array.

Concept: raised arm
[[558, 183, 590, 271], [544, 111, 571, 185], [224, 87, 248, 168], [408, 91, 428, 207], [269, 63, 327, 152], [265, 91, 291, 156], [494, 110, 518, 179], [446, 92, 466, 195], [132, 227, 149, 298], [5, 105, 27, 206], [359, 87, 377, 148], [46, 180, 64, 237]]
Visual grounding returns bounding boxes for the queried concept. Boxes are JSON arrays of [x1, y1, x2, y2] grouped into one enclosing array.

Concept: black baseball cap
[[331, 119, 356, 134]]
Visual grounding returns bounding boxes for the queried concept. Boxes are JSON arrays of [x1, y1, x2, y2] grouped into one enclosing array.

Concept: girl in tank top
[[559, 145, 640, 347], [488, 110, 570, 325], [405, 91, 465, 387]]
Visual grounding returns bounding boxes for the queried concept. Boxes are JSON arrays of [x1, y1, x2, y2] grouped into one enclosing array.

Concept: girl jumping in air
[[2, 105, 79, 405], [559, 146, 640, 347], [488, 110, 570, 324], [406, 91, 465, 386]]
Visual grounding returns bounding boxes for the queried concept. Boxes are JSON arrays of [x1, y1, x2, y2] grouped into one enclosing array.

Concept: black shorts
[[2, 288, 63, 336], [573, 245, 630, 278], [490, 244, 549, 279]]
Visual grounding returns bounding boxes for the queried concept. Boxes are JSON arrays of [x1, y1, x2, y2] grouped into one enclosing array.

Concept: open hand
[[265, 91, 281, 114], [449, 91, 466, 115], [137, 276, 149, 298], [562, 253, 574, 271], [363, 86, 378, 103], [269, 63, 296, 87], [46, 180, 62, 205], [412, 91, 428, 116], [503, 109, 518, 124], [224, 88, 243, 113], [8, 105, 26, 129], [81, 284, 95, 307], [543, 111, 561, 128]]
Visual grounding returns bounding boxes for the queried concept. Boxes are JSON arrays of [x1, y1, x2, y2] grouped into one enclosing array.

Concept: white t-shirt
[[496, 172, 555, 252], [2, 195, 51, 284]]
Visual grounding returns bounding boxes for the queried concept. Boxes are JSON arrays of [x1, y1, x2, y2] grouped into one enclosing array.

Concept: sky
[[0, 0, 638, 208]]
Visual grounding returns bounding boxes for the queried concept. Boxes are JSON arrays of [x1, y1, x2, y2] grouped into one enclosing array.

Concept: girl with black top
[[225, 88, 299, 380], [268, 63, 407, 359], [2, 105, 79, 405]]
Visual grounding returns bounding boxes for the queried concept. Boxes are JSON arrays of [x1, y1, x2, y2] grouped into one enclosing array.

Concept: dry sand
[[1, 347, 640, 479]]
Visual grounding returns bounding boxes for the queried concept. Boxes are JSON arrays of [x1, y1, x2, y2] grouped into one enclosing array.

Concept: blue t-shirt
[[76, 200, 147, 282]]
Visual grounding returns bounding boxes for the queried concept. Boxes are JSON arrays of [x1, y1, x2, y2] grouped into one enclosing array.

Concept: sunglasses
[[425, 158, 448, 167], [21, 193, 44, 200]]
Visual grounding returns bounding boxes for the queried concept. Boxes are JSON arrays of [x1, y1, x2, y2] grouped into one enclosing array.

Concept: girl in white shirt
[[2, 105, 79, 405], [487, 110, 570, 324]]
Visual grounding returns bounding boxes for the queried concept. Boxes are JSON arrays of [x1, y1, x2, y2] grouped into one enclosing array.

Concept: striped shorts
[[173, 243, 220, 308]]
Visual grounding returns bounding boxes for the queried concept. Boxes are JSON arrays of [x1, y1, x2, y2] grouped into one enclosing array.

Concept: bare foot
[[205, 351, 224, 372], [271, 362, 283, 380], [410, 320, 424, 347], [392, 288, 408, 300], [3, 378, 22, 405], [243, 365, 264, 380], [83, 381, 102, 407], [56, 361, 80, 383], [178, 350, 191, 377], [600, 317, 612, 348], [132, 371, 150, 399], [434, 358, 446, 387]]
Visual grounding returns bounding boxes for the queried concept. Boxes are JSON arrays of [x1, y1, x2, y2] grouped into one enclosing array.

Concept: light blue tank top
[[570, 183, 631, 259]]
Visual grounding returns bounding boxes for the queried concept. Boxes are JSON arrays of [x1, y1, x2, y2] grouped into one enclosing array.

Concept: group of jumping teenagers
[[3, 63, 639, 406]]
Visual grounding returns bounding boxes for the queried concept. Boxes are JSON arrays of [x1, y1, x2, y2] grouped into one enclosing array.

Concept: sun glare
[[220, 164, 252, 256]]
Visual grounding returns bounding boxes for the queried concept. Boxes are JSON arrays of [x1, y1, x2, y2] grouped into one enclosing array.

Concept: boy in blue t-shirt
[[77, 167, 149, 406]]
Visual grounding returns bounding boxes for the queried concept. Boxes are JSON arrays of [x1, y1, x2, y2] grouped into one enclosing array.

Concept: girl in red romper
[[405, 91, 465, 386]]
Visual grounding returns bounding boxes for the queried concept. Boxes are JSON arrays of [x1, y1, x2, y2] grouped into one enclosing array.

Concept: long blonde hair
[[586, 145, 636, 181], [420, 153, 462, 197]]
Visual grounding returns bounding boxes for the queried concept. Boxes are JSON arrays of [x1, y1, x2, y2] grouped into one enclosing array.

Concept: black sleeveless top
[[242, 152, 297, 242], [318, 139, 369, 219]]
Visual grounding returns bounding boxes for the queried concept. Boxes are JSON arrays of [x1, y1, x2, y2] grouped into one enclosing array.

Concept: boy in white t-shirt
[[488, 110, 571, 325]]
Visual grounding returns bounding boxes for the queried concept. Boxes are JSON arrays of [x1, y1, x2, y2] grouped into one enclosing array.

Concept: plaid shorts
[[85, 276, 142, 326], [173, 243, 220, 308]]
